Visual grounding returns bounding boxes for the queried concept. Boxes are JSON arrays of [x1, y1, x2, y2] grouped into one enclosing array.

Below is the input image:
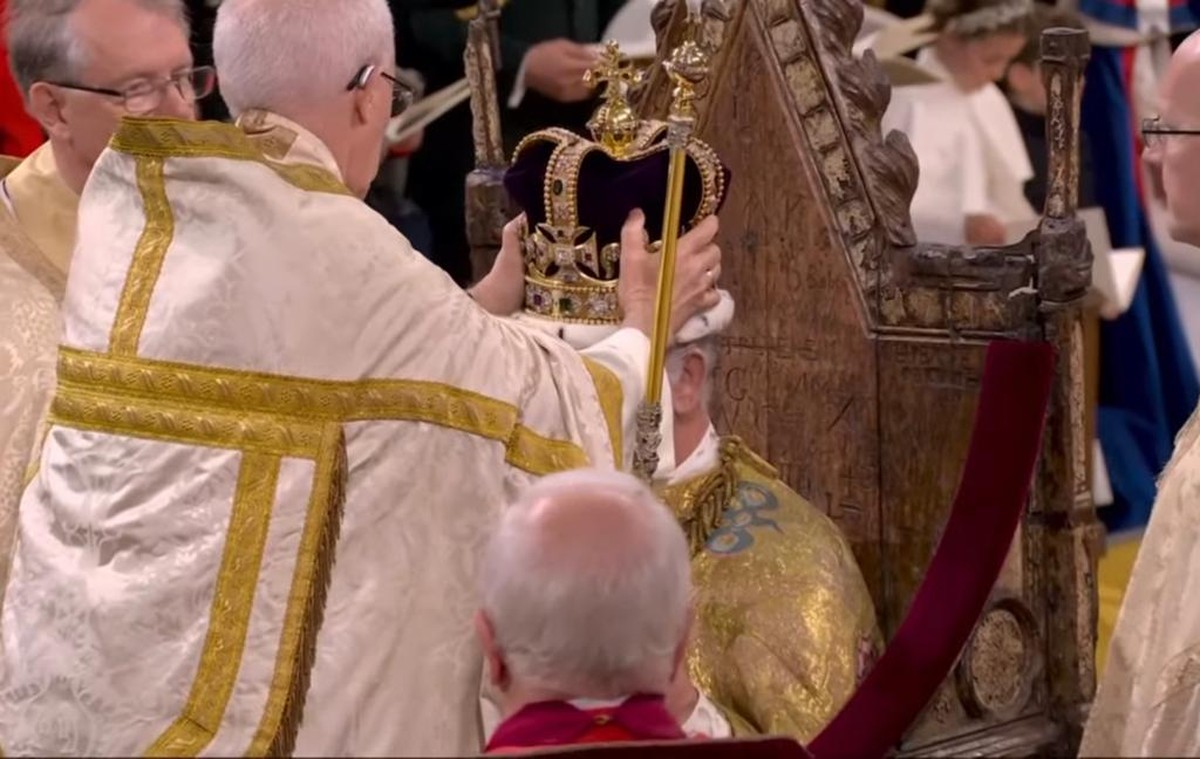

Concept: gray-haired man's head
[[6, 0, 195, 192], [476, 468, 693, 715]]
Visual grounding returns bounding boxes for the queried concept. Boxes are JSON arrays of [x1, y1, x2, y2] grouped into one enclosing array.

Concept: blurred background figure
[[880, 0, 1035, 246], [0, 0, 44, 156]]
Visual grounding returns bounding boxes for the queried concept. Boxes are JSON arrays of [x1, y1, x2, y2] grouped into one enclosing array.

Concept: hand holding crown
[[500, 36, 728, 482]]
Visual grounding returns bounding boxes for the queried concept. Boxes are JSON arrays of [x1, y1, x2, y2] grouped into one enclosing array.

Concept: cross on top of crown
[[583, 41, 645, 156], [583, 41, 644, 100]]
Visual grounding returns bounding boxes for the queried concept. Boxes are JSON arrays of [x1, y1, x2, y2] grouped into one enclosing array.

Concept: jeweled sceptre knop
[[632, 20, 713, 483]]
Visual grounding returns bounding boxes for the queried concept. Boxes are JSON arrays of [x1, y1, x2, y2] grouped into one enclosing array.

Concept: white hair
[[666, 335, 719, 408], [481, 469, 692, 699], [213, 0, 394, 117], [6, 0, 189, 96]]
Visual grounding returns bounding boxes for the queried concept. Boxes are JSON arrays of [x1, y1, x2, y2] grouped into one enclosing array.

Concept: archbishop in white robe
[[1081, 408, 1200, 756], [0, 112, 672, 757]]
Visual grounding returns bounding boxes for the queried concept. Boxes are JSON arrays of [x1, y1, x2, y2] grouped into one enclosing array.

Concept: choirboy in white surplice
[[0, 112, 671, 757]]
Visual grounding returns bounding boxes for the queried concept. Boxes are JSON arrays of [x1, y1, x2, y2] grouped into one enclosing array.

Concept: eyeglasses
[[346, 64, 416, 118], [46, 66, 216, 115], [1142, 116, 1200, 149]]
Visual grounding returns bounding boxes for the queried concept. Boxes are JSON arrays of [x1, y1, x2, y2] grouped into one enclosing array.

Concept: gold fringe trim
[[249, 424, 346, 756]]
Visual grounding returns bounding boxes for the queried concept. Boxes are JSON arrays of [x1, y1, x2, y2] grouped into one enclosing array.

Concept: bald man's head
[[477, 469, 692, 710], [1146, 30, 1200, 246]]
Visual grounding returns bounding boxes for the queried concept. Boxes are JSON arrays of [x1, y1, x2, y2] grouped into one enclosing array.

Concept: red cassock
[[0, 0, 46, 158], [485, 695, 687, 755]]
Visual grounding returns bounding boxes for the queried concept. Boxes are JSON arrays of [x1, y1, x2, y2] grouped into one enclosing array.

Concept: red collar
[[486, 694, 685, 753]]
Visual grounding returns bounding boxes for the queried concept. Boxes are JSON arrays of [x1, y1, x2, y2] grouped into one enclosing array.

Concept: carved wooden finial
[[1038, 26, 1092, 306], [1039, 27, 1090, 221]]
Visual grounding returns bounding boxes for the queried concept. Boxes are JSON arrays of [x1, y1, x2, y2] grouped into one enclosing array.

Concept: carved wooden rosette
[[638, 2, 1096, 753], [464, 12, 512, 283]]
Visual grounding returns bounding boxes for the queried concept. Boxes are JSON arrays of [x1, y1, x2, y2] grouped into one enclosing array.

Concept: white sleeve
[[507, 51, 530, 109], [960, 121, 990, 217], [580, 327, 676, 475], [681, 692, 733, 738]]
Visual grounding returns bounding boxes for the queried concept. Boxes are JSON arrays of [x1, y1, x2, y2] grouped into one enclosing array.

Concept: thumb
[[620, 209, 647, 260], [502, 214, 526, 255]]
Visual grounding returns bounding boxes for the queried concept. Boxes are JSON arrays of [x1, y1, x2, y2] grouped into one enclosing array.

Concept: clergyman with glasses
[[0, 0, 208, 604], [1082, 29, 1200, 758], [0, 0, 724, 755]]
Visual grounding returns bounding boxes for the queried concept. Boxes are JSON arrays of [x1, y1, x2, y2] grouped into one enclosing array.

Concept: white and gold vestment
[[0, 112, 670, 757], [0, 143, 77, 600], [1082, 409, 1200, 756]]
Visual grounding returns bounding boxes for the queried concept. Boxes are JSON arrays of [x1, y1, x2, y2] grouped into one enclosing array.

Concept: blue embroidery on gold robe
[[705, 482, 783, 555]]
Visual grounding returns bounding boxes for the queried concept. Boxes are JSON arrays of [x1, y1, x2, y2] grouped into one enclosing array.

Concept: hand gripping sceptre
[[631, 21, 711, 483]]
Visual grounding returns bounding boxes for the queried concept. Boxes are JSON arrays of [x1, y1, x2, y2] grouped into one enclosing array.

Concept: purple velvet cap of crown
[[503, 135, 732, 250]]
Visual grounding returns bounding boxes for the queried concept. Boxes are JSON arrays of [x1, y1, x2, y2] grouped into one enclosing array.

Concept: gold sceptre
[[632, 25, 711, 483]]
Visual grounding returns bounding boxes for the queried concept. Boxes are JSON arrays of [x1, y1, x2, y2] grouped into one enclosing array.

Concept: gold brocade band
[[109, 156, 174, 356], [146, 453, 282, 757], [55, 347, 589, 475], [50, 389, 326, 459], [109, 117, 352, 197]]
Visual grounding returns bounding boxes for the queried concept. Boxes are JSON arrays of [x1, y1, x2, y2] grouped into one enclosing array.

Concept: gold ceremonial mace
[[632, 24, 712, 483]]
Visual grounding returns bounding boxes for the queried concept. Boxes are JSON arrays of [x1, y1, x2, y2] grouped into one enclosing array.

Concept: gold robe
[[1081, 408, 1200, 756], [659, 430, 882, 741], [0, 113, 674, 757], [0, 143, 76, 598]]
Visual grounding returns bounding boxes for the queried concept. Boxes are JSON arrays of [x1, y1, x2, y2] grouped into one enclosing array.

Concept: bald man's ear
[[26, 82, 68, 140], [352, 85, 372, 127], [474, 610, 510, 690]]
